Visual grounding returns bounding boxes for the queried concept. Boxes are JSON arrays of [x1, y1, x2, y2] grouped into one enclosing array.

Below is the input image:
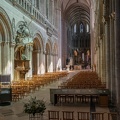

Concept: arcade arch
[[32, 34, 43, 75], [0, 7, 13, 78]]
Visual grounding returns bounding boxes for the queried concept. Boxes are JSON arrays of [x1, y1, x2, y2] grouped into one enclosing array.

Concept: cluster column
[[115, 0, 120, 106]]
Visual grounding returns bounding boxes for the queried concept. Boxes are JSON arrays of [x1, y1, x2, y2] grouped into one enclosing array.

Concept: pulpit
[[14, 60, 30, 79]]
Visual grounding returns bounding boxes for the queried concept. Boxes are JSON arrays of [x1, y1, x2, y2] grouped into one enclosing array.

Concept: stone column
[[7, 42, 10, 74], [96, 47, 98, 74], [39, 51, 41, 74], [103, 0, 111, 89], [100, 38, 103, 82], [0, 42, 2, 74], [115, 0, 120, 106], [57, 6, 62, 70], [47, 0, 50, 19], [40, 50, 45, 74], [43, 0, 46, 17], [99, 39, 102, 79], [47, 53, 51, 72], [52, 0, 54, 25], [97, 39, 101, 78], [31, 0, 34, 15], [43, 50, 46, 73], [3, 42, 9, 74], [10, 42, 15, 81], [110, 13, 116, 98], [37, 50, 40, 74], [105, 19, 110, 88], [51, 53, 54, 72], [102, 34, 106, 82]]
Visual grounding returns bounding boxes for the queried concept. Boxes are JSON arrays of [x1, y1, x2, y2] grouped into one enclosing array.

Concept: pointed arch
[[0, 7, 13, 76], [32, 32, 44, 75], [46, 39, 52, 54], [0, 7, 13, 42], [33, 31, 44, 52]]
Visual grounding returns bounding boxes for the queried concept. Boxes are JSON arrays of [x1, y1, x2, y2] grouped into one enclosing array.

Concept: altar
[[74, 65, 81, 70]]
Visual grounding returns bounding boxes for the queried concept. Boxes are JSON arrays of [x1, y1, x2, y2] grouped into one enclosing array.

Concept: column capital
[[111, 12, 115, 20], [0, 41, 11, 46], [43, 50, 46, 54], [29, 46, 33, 51], [33, 50, 41, 53], [109, 12, 115, 20], [102, 16, 110, 24], [10, 42, 16, 47]]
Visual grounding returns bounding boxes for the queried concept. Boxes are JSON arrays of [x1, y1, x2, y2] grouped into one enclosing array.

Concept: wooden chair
[[62, 111, 74, 120], [78, 112, 90, 120], [108, 112, 118, 120], [48, 110, 60, 120], [91, 112, 104, 120]]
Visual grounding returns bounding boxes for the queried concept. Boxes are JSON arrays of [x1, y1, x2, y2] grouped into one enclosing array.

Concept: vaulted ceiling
[[59, 0, 95, 26]]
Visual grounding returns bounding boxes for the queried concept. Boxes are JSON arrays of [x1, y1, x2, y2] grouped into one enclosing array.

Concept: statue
[[15, 21, 29, 44], [21, 54, 27, 60], [14, 21, 30, 60]]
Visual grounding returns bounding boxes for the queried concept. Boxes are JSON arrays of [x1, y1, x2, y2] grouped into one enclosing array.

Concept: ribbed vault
[[59, 0, 95, 26]]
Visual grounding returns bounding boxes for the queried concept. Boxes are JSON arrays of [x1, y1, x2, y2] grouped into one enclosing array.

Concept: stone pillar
[[52, 0, 54, 25], [7, 42, 10, 74], [37, 51, 40, 74], [3, 42, 9, 74], [99, 39, 102, 79], [56, 5, 62, 70], [47, 0, 49, 19], [103, 0, 111, 89], [0, 42, 2, 74], [96, 47, 99, 74], [100, 38, 103, 82], [40, 50, 45, 74], [39, 51, 41, 74], [47, 53, 51, 72], [43, 0, 46, 17], [49, 53, 53, 72], [105, 20, 110, 88], [43, 50, 46, 73], [10, 42, 15, 81], [115, 0, 120, 106], [97, 39, 101, 78], [102, 34, 106, 82], [110, 13, 116, 98], [31, 0, 34, 15]]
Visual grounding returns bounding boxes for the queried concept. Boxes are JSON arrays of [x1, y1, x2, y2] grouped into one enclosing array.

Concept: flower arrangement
[[23, 97, 46, 116]]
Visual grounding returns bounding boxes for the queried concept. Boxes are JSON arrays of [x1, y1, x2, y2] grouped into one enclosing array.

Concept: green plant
[[23, 97, 46, 116]]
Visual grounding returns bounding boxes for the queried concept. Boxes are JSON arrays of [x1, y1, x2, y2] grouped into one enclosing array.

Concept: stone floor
[[0, 70, 109, 120]]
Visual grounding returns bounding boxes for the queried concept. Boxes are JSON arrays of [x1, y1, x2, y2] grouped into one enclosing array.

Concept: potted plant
[[23, 97, 46, 119]]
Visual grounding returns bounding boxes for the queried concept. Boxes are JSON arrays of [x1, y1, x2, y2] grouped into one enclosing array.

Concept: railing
[[7, 0, 58, 37], [47, 111, 118, 120]]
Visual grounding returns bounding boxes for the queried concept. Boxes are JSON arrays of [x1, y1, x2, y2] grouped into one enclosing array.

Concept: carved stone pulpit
[[14, 60, 30, 79], [14, 21, 32, 79]]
